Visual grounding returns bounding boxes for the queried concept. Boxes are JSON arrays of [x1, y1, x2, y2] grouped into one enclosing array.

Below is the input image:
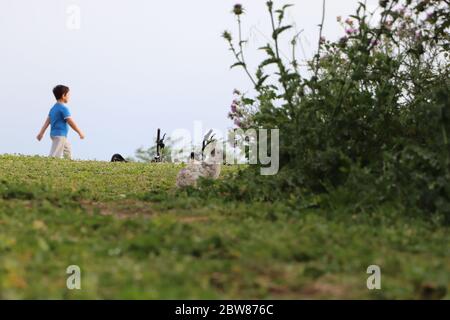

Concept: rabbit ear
[[204, 129, 213, 141]]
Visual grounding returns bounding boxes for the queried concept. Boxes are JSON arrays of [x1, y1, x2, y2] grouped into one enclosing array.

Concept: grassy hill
[[0, 155, 448, 299]]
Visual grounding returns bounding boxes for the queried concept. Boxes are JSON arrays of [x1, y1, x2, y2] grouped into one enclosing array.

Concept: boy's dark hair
[[53, 85, 70, 100]]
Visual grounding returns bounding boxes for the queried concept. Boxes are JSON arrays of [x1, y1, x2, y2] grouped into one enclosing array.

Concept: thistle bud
[[222, 31, 232, 42], [379, 0, 389, 8], [233, 4, 244, 16], [339, 36, 348, 47]]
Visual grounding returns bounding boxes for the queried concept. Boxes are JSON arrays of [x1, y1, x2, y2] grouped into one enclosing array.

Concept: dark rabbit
[[111, 154, 128, 162]]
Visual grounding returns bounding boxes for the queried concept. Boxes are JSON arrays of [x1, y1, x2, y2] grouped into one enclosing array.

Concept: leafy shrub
[[217, 0, 450, 221]]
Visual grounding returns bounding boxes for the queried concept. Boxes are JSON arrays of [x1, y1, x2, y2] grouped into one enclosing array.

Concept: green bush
[[220, 0, 450, 221]]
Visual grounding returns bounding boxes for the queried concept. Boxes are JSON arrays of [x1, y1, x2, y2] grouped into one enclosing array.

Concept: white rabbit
[[176, 143, 222, 188]]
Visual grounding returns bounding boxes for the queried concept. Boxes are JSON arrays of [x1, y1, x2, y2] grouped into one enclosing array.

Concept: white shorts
[[49, 136, 72, 159]]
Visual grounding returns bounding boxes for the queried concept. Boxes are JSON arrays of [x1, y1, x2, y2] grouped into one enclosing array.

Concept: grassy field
[[0, 155, 448, 299]]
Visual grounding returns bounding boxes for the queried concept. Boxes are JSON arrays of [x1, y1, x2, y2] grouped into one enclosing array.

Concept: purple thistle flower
[[396, 6, 406, 15], [346, 28, 356, 35], [414, 31, 422, 41], [370, 39, 380, 46]]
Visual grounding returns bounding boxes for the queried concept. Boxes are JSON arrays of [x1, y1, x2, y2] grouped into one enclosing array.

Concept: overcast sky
[[0, 0, 379, 160]]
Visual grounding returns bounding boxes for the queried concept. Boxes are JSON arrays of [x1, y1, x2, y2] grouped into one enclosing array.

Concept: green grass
[[0, 155, 448, 299]]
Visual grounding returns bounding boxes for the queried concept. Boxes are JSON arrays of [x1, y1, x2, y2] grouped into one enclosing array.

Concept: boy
[[37, 85, 85, 159]]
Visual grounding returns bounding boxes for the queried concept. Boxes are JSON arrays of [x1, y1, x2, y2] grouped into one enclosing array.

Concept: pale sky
[[0, 0, 379, 160]]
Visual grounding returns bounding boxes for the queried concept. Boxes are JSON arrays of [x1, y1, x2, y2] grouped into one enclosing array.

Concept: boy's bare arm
[[67, 118, 85, 139], [36, 117, 51, 141]]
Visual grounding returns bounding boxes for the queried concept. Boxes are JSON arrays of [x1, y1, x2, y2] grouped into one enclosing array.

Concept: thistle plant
[[222, 0, 450, 218], [223, 2, 305, 133]]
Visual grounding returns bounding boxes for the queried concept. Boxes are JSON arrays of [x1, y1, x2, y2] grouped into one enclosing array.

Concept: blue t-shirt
[[49, 103, 71, 137]]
